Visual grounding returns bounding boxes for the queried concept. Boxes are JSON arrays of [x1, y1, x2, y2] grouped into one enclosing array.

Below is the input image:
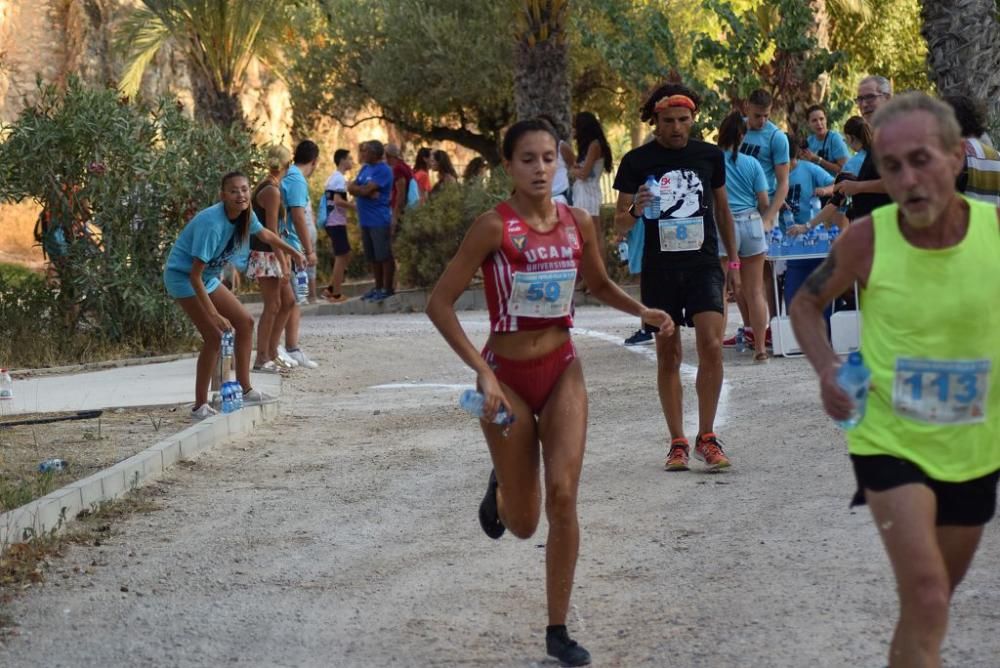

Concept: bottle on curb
[[643, 175, 660, 221], [38, 458, 67, 473], [459, 389, 514, 426], [836, 351, 871, 429], [736, 326, 746, 353], [617, 240, 629, 265], [0, 368, 12, 399], [219, 330, 241, 413], [295, 267, 309, 305]]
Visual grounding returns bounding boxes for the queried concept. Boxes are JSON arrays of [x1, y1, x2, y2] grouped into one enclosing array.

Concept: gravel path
[[2, 308, 998, 667]]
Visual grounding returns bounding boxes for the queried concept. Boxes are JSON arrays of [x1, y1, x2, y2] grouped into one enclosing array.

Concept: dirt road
[[2, 308, 998, 667]]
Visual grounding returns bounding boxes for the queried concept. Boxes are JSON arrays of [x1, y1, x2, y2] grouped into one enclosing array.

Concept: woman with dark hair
[[427, 119, 673, 667], [570, 111, 612, 226], [429, 149, 459, 193], [248, 145, 297, 370], [412, 147, 433, 203], [537, 114, 577, 204], [717, 111, 771, 362], [163, 172, 305, 419], [807, 116, 871, 232], [802, 104, 849, 176], [462, 156, 488, 183]]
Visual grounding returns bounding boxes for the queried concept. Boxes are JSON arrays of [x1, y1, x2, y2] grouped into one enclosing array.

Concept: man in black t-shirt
[[839, 75, 893, 219], [613, 83, 740, 473]]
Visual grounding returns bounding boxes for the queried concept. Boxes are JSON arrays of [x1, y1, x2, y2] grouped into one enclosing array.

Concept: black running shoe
[[546, 626, 591, 666], [478, 469, 505, 539]]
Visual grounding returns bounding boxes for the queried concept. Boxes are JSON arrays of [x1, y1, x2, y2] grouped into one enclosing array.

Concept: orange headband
[[654, 94, 697, 112]]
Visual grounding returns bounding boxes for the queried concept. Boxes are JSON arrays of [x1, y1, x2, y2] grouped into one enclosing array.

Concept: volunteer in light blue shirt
[[802, 105, 850, 176], [163, 171, 304, 419], [740, 89, 790, 232]]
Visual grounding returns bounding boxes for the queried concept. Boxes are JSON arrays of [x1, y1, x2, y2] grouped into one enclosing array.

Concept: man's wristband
[[728, 260, 741, 270], [627, 203, 640, 219]]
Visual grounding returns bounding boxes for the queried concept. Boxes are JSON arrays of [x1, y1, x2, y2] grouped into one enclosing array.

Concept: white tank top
[[551, 141, 570, 197]]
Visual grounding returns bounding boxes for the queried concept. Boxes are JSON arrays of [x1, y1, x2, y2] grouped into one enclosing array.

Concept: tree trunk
[[190, 68, 244, 128], [922, 0, 1000, 119], [513, 1, 572, 139], [780, 0, 832, 138]]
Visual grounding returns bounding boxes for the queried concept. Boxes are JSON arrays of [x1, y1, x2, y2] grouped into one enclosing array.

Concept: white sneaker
[[276, 345, 298, 368], [288, 348, 319, 369], [243, 388, 277, 405], [191, 404, 218, 421]]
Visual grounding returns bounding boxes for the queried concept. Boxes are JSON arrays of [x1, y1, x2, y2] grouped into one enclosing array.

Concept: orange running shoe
[[695, 432, 731, 471], [665, 438, 690, 471]]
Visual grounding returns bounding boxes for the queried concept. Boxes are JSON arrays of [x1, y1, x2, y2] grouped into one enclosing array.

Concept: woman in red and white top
[[427, 119, 673, 667]]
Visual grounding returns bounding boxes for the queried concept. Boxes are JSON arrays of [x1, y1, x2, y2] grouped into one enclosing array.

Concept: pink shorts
[[481, 340, 577, 415]]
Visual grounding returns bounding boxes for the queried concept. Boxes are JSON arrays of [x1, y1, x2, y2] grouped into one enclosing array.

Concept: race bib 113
[[892, 358, 991, 424]]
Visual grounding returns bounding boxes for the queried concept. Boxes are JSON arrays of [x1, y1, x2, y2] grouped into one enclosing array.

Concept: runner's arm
[[613, 190, 649, 236], [789, 219, 873, 419], [572, 207, 674, 335], [426, 212, 512, 416]]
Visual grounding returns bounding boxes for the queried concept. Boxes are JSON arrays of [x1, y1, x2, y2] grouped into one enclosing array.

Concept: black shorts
[[361, 226, 392, 262], [640, 262, 725, 328], [851, 455, 1000, 526], [325, 225, 351, 256]]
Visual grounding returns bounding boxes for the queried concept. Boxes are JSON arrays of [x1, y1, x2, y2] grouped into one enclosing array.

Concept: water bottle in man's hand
[[836, 351, 871, 429]]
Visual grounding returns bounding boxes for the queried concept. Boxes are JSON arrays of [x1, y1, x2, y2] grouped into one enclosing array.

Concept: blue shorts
[[163, 268, 221, 299], [720, 210, 768, 258]]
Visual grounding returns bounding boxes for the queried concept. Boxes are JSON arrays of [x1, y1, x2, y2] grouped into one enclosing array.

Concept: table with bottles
[[765, 222, 860, 357]]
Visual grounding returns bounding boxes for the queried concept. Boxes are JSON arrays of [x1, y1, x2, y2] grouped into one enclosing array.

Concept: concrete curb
[[314, 284, 641, 317], [10, 352, 199, 379], [0, 400, 280, 548]]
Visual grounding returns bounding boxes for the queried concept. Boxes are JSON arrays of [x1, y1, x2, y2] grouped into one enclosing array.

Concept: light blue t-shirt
[[163, 202, 263, 297], [626, 217, 644, 274], [723, 151, 768, 212], [786, 161, 834, 227], [842, 149, 867, 176], [740, 120, 790, 196], [281, 164, 310, 252], [807, 131, 850, 166], [354, 162, 393, 228]]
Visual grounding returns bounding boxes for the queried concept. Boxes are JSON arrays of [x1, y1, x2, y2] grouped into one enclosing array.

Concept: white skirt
[[572, 177, 602, 216]]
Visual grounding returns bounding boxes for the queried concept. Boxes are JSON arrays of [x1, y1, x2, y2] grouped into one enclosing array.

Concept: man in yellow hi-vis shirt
[[791, 92, 1000, 667]]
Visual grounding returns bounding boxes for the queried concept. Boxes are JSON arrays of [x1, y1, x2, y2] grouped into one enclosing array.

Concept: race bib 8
[[659, 216, 705, 252], [892, 358, 991, 425], [509, 269, 577, 318]]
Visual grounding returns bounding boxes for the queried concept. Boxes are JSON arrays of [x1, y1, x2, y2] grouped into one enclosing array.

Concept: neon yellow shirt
[[848, 197, 1000, 481]]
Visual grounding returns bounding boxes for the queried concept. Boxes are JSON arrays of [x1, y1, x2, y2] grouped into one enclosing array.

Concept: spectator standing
[[321, 148, 356, 303], [248, 146, 296, 371], [837, 75, 893, 220], [349, 140, 395, 301], [412, 147, 433, 204], [429, 149, 459, 195], [943, 94, 1000, 205], [385, 143, 414, 239], [538, 114, 576, 204], [570, 111, 613, 234], [279, 140, 321, 369], [462, 157, 488, 183], [802, 104, 850, 176]]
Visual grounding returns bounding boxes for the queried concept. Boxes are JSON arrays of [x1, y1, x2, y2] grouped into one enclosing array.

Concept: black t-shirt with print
[[614, 139, 726, 270], [846, 151, 892, 220]]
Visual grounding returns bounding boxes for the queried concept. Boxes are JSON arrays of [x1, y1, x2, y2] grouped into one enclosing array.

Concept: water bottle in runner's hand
[[459, 389, 515, 425], [643, 175, 660, 221], [836, 351, 871, 429]]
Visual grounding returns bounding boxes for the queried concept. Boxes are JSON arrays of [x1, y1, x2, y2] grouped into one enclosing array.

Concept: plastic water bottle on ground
[[295, 268, 309, 305], [836, 351, 871, 429], [221, 381, 236, 414], [643, 175, 660, 221], [38, 458, 67, 473], [736, 327, 746, 353], [459, 389, 514, 426], [617, 241, 629, 265], [0, 368, 12, 400], [234, 383, 244, 410]]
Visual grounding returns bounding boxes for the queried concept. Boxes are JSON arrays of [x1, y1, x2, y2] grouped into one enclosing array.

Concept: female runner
[[426, 120, 673, 666]]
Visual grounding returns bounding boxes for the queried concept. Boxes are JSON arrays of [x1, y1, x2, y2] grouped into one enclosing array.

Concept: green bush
[[0, 78, 260, 367], [395, 176, 510, 288]]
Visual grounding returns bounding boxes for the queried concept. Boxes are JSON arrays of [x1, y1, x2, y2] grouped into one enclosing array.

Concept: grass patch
[[0, 471, 63, 514]]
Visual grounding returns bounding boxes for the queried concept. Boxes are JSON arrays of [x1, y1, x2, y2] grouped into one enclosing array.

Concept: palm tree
[[116, 0, 287, 127], [921, 0, 1000, 119], [514, 0, 572, 138]]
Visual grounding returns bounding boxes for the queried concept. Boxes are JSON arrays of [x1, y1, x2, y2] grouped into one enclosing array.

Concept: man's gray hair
[[860, 75, 892, 97], [385, 143, 401, 158], [871, 91, 962, 151]]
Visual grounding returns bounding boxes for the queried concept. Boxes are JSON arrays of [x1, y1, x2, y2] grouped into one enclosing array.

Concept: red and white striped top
[[482, 201, 582, 333]]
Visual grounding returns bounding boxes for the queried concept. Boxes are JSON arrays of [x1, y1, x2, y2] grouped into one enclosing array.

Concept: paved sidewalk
[[2, 359, 280, 416]]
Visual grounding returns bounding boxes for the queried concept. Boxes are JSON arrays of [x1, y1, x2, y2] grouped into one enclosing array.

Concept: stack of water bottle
[[768, 214, 839, 258], [219, 330, 243, 414]]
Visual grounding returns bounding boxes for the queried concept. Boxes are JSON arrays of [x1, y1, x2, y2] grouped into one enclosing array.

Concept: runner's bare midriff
[[487, 326, 570, 361]]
